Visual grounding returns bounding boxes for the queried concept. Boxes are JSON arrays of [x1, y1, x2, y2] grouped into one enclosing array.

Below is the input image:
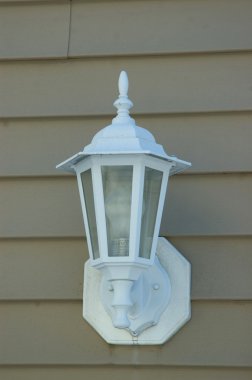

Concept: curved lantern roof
[[56, 71, 191, 175]]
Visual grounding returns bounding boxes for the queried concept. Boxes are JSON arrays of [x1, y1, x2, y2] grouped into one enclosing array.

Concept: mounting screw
[[153, 283, 160, 290]]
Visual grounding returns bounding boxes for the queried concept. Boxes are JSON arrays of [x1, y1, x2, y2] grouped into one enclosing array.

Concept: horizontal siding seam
[[0, 300, 251, 304], [0, 0, 70, 4], [1, 297, 251, 302], [0, 364, 251, 369], [1, 109, 252, 122], [1, 234, 252, 240], [1, 171, 252, 179], [1, 235, 252, 240], [0, 172, 251, 180], [1, 49, 252, 63]]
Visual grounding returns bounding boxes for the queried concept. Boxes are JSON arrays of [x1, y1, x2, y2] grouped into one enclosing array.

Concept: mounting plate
[[83, 237, 191, 345]]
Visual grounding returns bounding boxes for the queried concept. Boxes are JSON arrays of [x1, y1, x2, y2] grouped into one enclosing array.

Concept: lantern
[[56, 71, 191, 344]]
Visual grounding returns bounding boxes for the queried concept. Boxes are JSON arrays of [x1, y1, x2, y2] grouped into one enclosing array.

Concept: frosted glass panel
[[139, 167, 163, 259], [102, 166, 133, 257], [81, 170, 100, 260]]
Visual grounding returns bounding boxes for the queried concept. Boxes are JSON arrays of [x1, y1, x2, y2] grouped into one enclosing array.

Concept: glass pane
[[81, 170, 100, 260], [139, 167, 163, 259], [102, 166, 133, 257]]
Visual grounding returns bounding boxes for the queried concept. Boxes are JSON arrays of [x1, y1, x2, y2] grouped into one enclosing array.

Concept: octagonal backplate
[[83, 237, 191, 345]]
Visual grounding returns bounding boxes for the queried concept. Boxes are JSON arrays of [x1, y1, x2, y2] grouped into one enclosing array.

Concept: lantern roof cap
[[56, 71, 191, 174]]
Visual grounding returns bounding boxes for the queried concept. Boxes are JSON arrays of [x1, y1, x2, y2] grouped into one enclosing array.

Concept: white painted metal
[[129, 158, 145, 264], [56, 71, 192, 343], [74, 154, 172, 269], [90, 160, 109, 261], [101, 255, 171, 335], [83, 238, 191, 345], [76, 171, 95, 260], [56, 71, 191, 175]]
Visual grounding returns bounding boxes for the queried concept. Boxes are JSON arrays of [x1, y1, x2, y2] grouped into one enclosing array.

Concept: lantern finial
[[113, 71, 133, 120], [118, 70, 128, 96]]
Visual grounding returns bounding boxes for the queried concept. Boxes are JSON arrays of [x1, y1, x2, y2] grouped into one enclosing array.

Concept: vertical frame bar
[[149, 163, 172, 264], [91, 157, 109, 262], [129, 157, 145, 262], [76, 170, 95, 261]]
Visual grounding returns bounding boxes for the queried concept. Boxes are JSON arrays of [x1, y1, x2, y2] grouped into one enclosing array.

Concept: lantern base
[[100, 256, 171, 337], [83, 238, 191, 345]]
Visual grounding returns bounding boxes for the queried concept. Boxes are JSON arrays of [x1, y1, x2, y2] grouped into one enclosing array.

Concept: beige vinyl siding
[[1, 113, 252, 177], [69, 0, 252, 56], [1, 54, 252, 117], [1, 0, 252, 59], [0, 1, 70, 59], [0, 237, 252, 301], [1, 367, 252, 380], [0, 0, 251, 376], [1, 301, 252, 366]]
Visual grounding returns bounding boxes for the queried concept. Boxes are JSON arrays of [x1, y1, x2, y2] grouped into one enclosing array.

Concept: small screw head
[[153, 283, 160, 290]]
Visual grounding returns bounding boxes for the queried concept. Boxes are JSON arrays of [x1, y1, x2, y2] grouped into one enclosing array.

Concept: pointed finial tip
[[118, 70, 129, 97], [113, 70, 133, 117]]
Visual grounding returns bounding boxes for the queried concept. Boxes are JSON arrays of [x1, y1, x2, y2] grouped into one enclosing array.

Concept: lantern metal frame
[[56, 71, 192, 344], [75, 154, 172, 269]]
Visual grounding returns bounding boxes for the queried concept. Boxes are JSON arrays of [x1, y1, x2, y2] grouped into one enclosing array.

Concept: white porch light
[[56, 71, 191, 344]]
